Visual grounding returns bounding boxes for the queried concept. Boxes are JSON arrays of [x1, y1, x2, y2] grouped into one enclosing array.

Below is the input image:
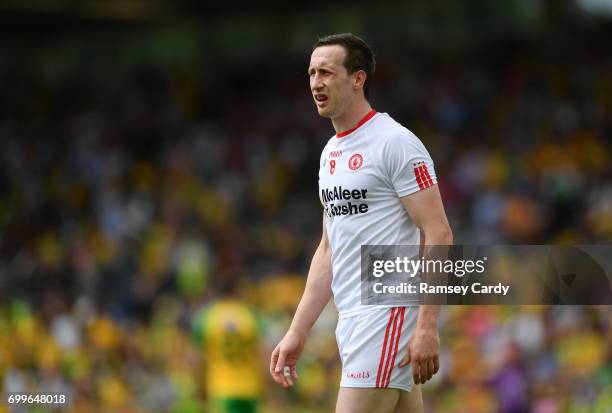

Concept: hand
[[399, 326, 440, 385], [270, 331, 305, 388]]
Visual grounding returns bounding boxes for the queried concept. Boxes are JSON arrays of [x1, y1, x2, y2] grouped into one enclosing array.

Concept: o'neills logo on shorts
[[321, 186, 368, 217], [346, 370, 371, 379]]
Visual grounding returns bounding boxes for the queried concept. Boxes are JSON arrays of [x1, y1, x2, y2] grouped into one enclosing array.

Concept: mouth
[[314, 93, 329, 106]]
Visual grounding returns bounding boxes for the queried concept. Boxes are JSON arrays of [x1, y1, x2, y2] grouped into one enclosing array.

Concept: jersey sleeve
[[382, 130, 437, 197]]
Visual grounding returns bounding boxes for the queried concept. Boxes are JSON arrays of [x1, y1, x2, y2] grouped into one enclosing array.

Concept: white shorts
[[336, 306, 417, 392]]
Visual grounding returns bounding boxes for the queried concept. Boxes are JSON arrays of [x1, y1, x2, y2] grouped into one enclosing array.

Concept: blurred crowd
[[0, 20, 611, 413]]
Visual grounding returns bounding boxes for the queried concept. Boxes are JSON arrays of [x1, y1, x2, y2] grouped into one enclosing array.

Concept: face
[[308, 45, 358, 118]]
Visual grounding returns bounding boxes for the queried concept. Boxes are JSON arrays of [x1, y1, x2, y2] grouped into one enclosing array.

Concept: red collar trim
[[336, 109, 377, 138]]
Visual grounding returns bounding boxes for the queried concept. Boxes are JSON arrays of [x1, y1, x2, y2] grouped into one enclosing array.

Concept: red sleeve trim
[[413, 162, 434, 190]]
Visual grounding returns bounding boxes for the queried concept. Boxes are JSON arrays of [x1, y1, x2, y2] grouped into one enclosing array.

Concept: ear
[[353, 70, 367, 91]]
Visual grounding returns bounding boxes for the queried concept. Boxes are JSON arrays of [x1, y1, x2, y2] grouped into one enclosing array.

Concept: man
[[270, 33, 453, 413], [192, 279, 263, 413]]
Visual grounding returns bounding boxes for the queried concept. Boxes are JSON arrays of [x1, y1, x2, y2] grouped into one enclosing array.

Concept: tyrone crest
[[348, 153, 363, 170]]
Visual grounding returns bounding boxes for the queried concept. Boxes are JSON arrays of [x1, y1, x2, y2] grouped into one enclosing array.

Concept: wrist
[[287, 327, 308, 341], [415, 322, 438, 333], [416, 305, 440, 331]]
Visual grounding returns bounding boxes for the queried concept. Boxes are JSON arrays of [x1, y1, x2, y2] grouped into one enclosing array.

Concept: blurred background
[[0, 0, 611, 412]]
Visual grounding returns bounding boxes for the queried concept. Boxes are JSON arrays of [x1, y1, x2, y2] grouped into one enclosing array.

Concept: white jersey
[[318, 110, 437, 318]]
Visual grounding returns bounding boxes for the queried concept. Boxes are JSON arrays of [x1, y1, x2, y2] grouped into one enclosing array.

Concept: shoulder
[[194, 303, 215, 325], [319, 135, 336, 160], [192, 304, 215, 344], [371, 113, 425, 152]]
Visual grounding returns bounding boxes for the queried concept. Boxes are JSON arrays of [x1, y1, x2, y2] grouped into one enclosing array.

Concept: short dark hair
[[313, 33, 376, 99]]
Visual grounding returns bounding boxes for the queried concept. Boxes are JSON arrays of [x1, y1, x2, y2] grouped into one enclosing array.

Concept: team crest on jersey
[[348, 153, 363, 170]]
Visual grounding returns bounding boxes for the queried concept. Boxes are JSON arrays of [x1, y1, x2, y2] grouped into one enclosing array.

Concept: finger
[[270, 348, 279, 375], [270, 350, 288, 386], [271, 366, 286, 386], [276, 369, 289, 388], [426, 359, 434, 381], [418, 361, 425, 384], [273, 369, 288, 388], [433, 356, 440, 374], [270, 347, 286, 387], [282, 366, 294, 387], [291, 365, 299, 380], [399, 348, 411, 368], [420, 359, 429, 383], [271, 369, 285, 386], [412, 361, 421, 385], [275, 350, 287, 373], [418, 362, 425, 385], [272, 372, 285, 386], [276, 352, 290, 388]]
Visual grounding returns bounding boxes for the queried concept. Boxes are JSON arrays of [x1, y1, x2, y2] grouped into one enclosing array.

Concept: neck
[[331, 98, 372, 134]]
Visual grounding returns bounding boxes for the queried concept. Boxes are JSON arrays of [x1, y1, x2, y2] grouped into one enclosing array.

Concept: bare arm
[[287, 214, 333, 337], [398, 184, 453, 384], [270, 214, 333, 387]]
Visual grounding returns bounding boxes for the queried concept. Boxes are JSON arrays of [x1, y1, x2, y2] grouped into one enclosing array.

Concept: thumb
[[399, 346, 411, 368], [275, 350, 287, 373]]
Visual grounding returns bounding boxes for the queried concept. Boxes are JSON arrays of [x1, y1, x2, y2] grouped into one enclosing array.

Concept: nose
[[311, 73, 324, 91]]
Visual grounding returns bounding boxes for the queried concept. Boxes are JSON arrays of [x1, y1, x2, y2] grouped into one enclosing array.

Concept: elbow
[[425, 224, 453, 245], [317, 235, 331, 258], [444, 226, 453, 245]]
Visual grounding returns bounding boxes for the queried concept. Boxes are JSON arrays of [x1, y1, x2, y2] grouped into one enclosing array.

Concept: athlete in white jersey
[[319, 109, 436, 317], [271, 34, 453, 413]]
